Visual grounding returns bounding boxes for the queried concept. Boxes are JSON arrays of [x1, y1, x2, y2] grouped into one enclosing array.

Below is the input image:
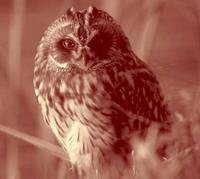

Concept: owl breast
[[37, 67, 124, 164]]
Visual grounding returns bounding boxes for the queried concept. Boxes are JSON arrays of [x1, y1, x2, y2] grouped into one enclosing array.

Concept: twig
[[0, 124, 69, 162]]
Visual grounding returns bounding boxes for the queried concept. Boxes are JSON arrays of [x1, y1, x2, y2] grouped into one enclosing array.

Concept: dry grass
[[0, 0, 200, 178]]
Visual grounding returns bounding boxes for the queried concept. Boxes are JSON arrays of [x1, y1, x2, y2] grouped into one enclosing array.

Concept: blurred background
[[0, 0, 200, 179]]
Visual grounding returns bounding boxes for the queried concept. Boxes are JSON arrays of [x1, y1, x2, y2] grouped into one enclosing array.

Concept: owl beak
[[77, 55, 93, 71], [76, 47, 94, 71]]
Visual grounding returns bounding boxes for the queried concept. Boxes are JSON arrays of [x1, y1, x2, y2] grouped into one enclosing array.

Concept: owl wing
[[101, 61, 170, 140]]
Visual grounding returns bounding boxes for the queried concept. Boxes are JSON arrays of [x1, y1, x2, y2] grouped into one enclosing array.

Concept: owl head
[[36, 6, 132, 72]]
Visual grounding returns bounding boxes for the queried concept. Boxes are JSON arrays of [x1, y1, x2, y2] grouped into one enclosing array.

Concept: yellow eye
[[62, 38, 77, 50]]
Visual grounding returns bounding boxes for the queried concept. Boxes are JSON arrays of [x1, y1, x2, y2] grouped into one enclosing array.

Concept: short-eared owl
[[33, 6, 170, 179]]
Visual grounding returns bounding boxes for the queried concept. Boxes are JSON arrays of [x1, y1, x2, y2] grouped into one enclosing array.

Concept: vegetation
[[0, 0, 199, 178]]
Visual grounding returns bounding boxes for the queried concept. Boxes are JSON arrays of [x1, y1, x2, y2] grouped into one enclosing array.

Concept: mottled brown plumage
[[33, 6, 171, 178]]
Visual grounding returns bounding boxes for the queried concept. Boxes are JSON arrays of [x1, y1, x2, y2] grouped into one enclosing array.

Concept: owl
[[33, 6, 171, 179]]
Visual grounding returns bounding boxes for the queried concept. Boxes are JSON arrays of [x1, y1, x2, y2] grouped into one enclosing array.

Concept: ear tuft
[[87, 6, 98, 14], [66, 7, 75, 17]]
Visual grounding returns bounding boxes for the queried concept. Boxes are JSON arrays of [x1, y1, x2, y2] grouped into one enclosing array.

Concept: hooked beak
[[77, 55, 93, 71], [76, 47, 94, 71]]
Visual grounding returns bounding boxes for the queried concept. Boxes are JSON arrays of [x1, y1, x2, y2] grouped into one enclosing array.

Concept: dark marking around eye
[[88, 33, 112, 57], [54, 38, 76, 63]]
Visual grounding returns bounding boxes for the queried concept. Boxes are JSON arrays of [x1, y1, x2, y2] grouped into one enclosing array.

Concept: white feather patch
[[65, 121, 91, 165], [49, 55, 68, 68]]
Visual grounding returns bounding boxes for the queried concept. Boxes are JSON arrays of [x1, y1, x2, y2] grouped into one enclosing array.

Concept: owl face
[[41, 6, 131, 72]]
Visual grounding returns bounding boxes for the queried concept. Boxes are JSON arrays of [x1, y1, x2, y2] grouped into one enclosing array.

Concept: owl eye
[[89, 34, 108, 46], [88, 33, 111, 56], [61, 38, 77, 50]]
